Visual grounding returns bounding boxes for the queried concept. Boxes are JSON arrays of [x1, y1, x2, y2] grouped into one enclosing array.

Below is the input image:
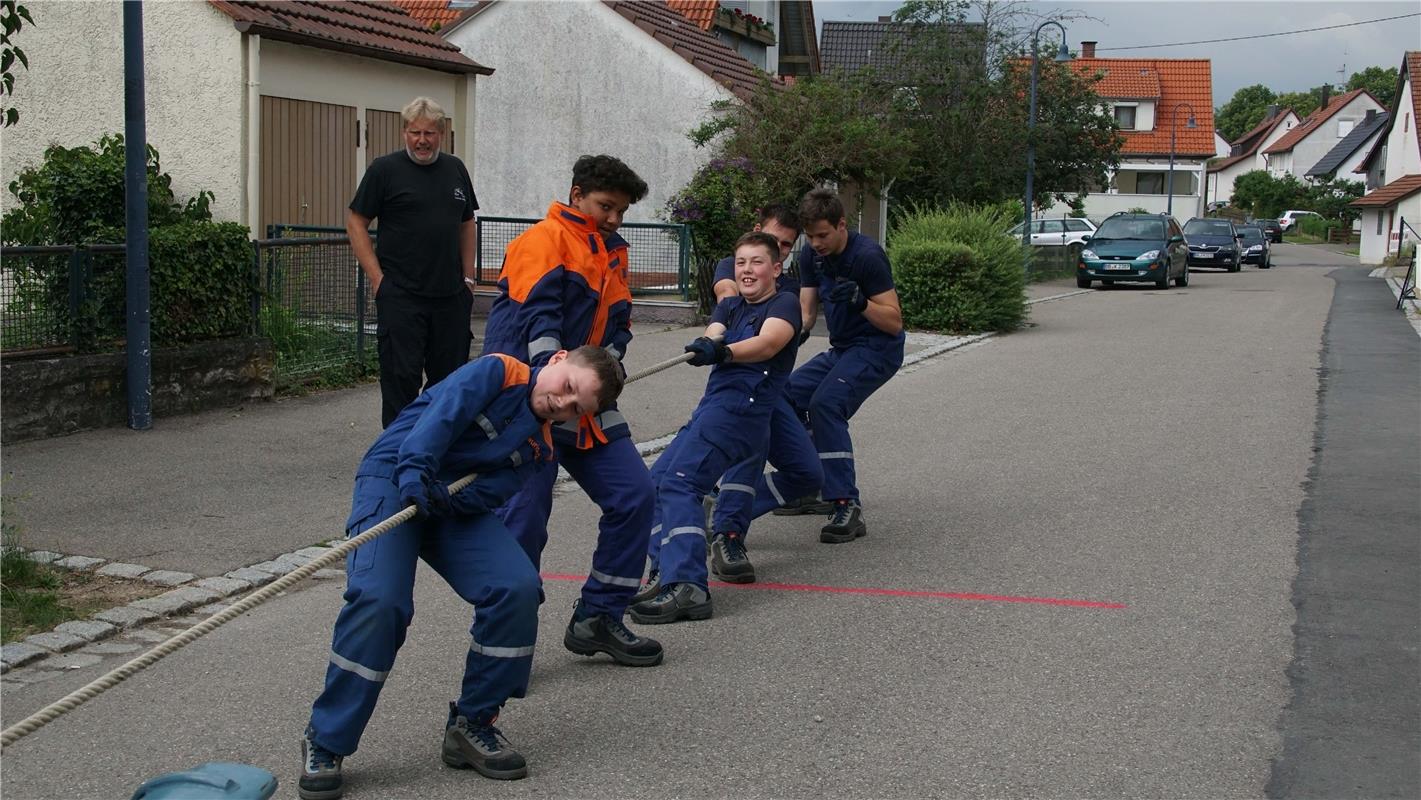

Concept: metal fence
[[256, 230, 375, 385], [1, 244, 127, 356], [475, 216, 692, 299]]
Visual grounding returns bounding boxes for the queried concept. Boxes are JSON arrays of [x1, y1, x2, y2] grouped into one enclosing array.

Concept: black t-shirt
[[350, 151, 478, 297]]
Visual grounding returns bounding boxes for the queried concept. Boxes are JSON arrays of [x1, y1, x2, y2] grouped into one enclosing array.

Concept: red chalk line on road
[[541, 573, 1125, 610]]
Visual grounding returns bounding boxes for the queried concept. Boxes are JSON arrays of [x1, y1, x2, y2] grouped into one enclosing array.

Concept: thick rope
[[1, 348, 701, 750]]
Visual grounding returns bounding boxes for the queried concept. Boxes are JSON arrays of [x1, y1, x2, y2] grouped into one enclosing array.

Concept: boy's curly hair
[[571, 155, 648, 203]]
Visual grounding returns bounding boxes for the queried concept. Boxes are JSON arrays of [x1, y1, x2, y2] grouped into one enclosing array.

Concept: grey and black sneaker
[[299, 727, 344, 800], [632, 568, 661, 604], [564, 600, 664, 667], [441, 702, 528, 780], [773, 494, 834, 516], [819, 500, 867, 544], [710, 532, 755, 583], [628, 582, 713, 625]]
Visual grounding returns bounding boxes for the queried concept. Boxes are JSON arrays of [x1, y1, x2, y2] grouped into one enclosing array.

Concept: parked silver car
[[1008, 217, 1098, 247]]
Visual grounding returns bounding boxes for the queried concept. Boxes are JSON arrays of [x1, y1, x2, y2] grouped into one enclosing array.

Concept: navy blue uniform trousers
[[783, 343, 902, 502], [497, 436, 652, 616], [647, 398, 767, 588], [308, 468, 539, 757], [709, 395, 822, 537]]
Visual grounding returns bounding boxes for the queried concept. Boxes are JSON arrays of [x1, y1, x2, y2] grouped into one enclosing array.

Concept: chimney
[[1365, 109, 1377, 122], [1265, 103, 1280, 120], [878, 15, 891, 22], [1081, 41, 1096, 58], [1319, 84, 1331, 107]]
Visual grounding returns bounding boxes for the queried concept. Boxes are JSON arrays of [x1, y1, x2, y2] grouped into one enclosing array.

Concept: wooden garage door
[[260, 96, 357, 235], [365, 108, 456, 166]]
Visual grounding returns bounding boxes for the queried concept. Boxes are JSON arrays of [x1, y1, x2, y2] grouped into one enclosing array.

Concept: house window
[[1114, 105, 1137, 130], [1338, 119, 1354, 137], [1377, 211, 1383, 235], [1136, 172, 1165, 194]]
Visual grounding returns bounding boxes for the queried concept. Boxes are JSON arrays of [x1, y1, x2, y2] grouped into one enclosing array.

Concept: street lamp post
[[1022, 20, 1072, 260], [1166, 101, 1198, 217]]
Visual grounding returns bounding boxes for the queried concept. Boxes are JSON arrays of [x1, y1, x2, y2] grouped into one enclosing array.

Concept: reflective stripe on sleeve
[[528, 336, 562, 357], [474, 414, 498, 439], [819, 451, 854, 460]]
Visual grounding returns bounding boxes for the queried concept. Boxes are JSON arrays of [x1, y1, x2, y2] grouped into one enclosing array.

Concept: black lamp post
[[1022, 20, 1072, 258], [1166, 101, 1198, 217]]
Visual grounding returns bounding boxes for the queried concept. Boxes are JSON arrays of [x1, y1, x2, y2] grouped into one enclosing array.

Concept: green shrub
[[2, 135, 252, 349], [889, 204, 1026, 333], [664, 156, 772, 313], [1297, 215, 1340, 239]]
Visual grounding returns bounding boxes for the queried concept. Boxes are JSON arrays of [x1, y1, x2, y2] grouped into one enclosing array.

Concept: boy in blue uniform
[[772, 187, 904, 542], [299, 347, 624, 800], [629, 232, 802, 624], [481, 155, 663, 667]]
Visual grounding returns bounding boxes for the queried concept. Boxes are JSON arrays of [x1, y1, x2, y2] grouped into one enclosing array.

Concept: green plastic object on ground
[[130, 762, 277, 799]]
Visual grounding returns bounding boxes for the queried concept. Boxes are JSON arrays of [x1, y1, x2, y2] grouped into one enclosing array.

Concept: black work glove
[[798, 328, 812, 346], [828, 280, 868, 313], [399, 474, 451, 520], [684, 336, 731, 366]]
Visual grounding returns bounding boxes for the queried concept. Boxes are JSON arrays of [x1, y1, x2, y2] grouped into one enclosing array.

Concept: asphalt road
[[3, 245, 1416, 798]]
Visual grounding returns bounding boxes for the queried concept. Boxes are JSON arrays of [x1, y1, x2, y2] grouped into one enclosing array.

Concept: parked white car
[[1277, 210, 1322, 231], [1008, 217, 1098, 247]]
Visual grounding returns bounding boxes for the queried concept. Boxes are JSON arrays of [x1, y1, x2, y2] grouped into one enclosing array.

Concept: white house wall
[[1286, 94, 1385, 178], [0, 0, 245, 225], [445, 0, 735, 221], [1380, 75, 1420, 180], [1357, 193, 1421, 264]]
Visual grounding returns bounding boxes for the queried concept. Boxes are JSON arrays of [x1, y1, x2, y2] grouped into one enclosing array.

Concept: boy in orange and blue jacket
[[481, 154, 663, 668]]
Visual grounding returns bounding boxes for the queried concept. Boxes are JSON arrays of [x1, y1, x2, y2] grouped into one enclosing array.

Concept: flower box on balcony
[[714, 7, 776, 46]]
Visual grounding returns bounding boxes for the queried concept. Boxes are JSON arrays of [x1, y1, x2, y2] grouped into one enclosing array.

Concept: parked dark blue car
[[1183, 218, 1242, 272]]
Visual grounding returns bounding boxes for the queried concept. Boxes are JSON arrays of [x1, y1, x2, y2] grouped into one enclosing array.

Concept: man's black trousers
[[375, 282, 474, 427]]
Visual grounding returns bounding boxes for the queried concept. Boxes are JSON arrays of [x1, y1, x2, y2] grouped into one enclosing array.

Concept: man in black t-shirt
[[348, 97, 479, 427]]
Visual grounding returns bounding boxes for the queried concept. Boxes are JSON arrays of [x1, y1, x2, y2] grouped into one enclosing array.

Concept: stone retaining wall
[[1, 337, 275, 443]]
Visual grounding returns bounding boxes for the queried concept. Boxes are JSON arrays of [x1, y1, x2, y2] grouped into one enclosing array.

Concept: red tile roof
[[604, 1, 769, 100], [388, 0, 463, 30], [1410, 51, 1421, 156], [209, 0, 491, 74], [1263, 88, 1377, 155], [1208, 109, 1296, 174], [1070, 58, 1214, 157], [1351, 174, 1421, 207], [667, 0, 718, 31], [1356, 52, 1420, 174]]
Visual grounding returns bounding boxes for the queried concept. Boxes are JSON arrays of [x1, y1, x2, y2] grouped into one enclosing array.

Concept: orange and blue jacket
[[482, 201, 634, 447], [359, 354, 554, 512]]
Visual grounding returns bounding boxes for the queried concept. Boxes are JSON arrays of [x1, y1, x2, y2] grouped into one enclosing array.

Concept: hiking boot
[[299, 727, 344, 800], [820, 500, 867, 544], [441, 702, 528, 780], [710, 532, 755, 583], [632, 568, 661, 604], [564, 600, 664, 667], [773, 494, 833, 516], [628, 583, 713, 625]]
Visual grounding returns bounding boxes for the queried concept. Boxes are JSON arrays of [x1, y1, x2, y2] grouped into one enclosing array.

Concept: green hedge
[[889, 204, 1026, 333]]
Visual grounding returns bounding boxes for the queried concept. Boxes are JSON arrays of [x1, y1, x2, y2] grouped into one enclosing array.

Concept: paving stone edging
[[1, 540, 347, 676]]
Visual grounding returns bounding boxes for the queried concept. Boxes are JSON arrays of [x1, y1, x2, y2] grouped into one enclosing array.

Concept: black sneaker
[[299, 727, 344, 800], [441, 703, 528, 780], [773, 494, 833, 516], [628, 583, 713, 625], [820, 500, 867, 543], [710, 532, 755, 583], [632, 568, 660, 604], [564, 601, 664, 667]]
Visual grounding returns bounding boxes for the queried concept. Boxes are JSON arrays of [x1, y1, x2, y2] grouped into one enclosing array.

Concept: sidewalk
[[3, 276, 1082, 578]]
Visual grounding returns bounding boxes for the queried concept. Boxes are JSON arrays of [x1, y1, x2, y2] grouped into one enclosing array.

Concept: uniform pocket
[[344, 478, 389, 575]]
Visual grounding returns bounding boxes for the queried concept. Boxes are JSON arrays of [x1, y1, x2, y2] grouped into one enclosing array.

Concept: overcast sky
[[811, 0, 1420, 107]]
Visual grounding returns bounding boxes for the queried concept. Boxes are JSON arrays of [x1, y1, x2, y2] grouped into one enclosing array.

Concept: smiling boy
[[629, 232, 803, 624], [300, 346, 624, 800], [480, 155, 664, 666]]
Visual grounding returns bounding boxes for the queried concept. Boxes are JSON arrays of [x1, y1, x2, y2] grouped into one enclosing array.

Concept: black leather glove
[[399, 474, 451, 520], [798, 328, 812, 346], [684, 336, 731, 366], [828, 279, 868, 313]]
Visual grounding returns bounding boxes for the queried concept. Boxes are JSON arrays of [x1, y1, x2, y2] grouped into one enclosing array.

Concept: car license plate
[[1103, 264, 1132, 271], [1194, 252, 1213, 259]]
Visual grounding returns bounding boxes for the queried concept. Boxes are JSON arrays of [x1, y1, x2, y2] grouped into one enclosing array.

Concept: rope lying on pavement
[[0, 347, 702, 750]]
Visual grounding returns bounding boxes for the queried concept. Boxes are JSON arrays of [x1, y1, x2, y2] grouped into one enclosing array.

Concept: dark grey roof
[[819, 20, 981, 81], [1305, 111, 1389, 178]]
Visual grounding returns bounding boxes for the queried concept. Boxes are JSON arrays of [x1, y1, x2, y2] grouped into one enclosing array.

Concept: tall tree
[[1346, 65, 1398, 109], [1215, 84, 1276, 143]]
